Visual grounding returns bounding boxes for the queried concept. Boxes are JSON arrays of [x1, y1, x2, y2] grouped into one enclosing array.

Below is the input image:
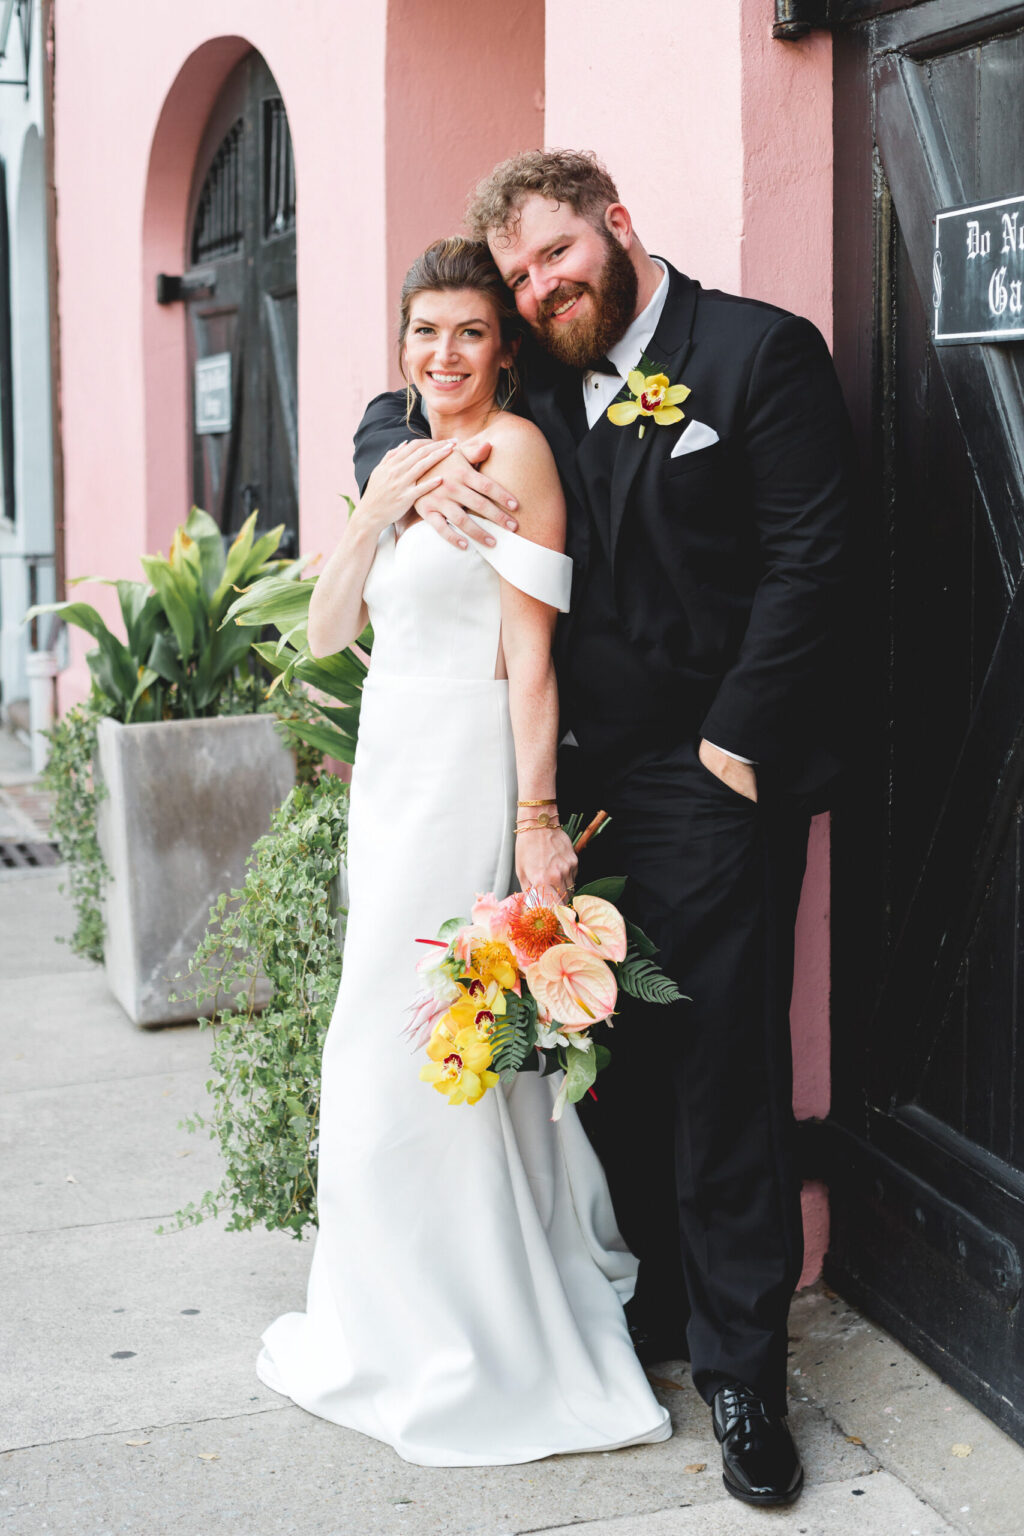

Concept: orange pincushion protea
[[501, 886, 566, 966]]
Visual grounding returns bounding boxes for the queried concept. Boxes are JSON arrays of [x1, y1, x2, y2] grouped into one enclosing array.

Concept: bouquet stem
[[573, 810, 609, 854]]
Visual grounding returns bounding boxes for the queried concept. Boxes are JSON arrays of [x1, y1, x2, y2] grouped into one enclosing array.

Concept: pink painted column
[[385, 0, 544, 387], [543, 0, 835, 1283]]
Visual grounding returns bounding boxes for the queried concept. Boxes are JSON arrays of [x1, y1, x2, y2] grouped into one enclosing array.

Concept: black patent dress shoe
[[712, 1382, 803, 1506]]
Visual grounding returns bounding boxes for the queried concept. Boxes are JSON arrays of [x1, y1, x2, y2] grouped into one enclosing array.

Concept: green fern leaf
[[490, 990, 539, 1076], [617, 954, 688, 1005]]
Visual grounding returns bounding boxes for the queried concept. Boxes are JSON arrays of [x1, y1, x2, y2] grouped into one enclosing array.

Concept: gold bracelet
[[514, 822, 564, 836], [518, 798, 557, 807], [514, 809, 560, 830]]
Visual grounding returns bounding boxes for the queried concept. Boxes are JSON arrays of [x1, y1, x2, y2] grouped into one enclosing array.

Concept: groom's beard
[[532, 236, 639, 370]]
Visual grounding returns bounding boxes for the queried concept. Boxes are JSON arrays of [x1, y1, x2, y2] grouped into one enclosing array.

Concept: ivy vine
[[161, 771, 350, 1240]]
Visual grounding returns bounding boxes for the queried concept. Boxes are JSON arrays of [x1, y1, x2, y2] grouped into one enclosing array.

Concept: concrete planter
[[95, 715, 295, 1026]]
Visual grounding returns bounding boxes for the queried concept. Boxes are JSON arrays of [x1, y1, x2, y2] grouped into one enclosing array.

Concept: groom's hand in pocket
[[698, 738, 758, 802], [414, 440, 519, 549]]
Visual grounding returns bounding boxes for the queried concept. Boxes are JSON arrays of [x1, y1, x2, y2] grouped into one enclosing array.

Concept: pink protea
[[403, 989, 449, 1050], [500, 886, 567, 967]]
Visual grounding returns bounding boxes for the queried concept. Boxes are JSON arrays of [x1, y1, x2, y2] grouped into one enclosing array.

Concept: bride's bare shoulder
[[482, 414, 565, 545]]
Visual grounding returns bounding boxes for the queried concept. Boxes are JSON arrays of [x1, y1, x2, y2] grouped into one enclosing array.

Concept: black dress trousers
[[564, 738, 811, 1418]]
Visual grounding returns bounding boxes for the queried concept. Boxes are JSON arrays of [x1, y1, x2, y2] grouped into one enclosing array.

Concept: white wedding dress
[[256, 515, 671, 1466]]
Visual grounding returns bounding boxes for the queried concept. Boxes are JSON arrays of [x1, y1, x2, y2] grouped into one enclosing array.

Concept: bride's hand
[[516, 828, 578, 900], [359, 439, 455, 532]]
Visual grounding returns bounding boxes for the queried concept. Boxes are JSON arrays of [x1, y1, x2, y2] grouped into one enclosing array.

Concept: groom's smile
[[488, 194, 640, 370]]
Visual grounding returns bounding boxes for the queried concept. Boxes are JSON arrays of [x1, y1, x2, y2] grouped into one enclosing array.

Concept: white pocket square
[[670, 419, 720, 458]]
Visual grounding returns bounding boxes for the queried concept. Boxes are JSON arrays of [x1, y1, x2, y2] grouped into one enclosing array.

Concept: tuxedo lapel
[[526, 362, 587, 511], [608, 268, 699, 570]]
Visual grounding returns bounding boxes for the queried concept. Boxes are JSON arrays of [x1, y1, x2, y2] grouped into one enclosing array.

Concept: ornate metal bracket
[[773, 0, 832, 40]]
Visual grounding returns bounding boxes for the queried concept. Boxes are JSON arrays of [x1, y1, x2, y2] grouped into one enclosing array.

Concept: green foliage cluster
[[28, 508, 295, 722], [223, 560, 371, 765], [41, 695, 108, 964], [163, 772, 350, 1240]]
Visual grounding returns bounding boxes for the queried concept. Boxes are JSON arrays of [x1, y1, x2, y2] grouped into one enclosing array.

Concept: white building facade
[[0, 0, 55, 727]]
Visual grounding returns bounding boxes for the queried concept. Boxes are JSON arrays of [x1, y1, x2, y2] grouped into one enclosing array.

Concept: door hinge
[[156, 268, 217, 305], [773, 0, 833, 39]]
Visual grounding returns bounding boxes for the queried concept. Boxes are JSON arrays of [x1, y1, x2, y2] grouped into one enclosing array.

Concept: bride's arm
[[308, 439, 453, 658], [488, 422, 578, 896]]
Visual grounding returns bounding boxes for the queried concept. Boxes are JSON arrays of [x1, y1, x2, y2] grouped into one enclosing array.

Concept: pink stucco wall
[[385, 0, 544, 388], [544, 0, 834, 1284], [55, 0, 391, 705]]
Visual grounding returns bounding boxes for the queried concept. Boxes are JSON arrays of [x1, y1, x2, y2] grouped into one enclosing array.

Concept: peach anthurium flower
[[607, 371, 690, 438], [526, 945, 617, 1030], [420, 1025, 499, 1105], [556, 894, 628, 962]]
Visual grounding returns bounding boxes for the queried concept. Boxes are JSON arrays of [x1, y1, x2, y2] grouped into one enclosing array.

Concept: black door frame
[[828, 0, 1024, 1442]]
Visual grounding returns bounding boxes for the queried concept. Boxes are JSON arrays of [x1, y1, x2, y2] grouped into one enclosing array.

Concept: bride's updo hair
[[398, 236, 522, 363]]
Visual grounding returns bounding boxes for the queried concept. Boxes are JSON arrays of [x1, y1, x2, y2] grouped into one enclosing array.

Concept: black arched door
[[829, 0, 1024, 1443], [184, 53, 297, 548]]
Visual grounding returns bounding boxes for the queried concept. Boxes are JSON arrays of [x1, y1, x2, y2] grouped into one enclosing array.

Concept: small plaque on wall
[[195, 352, 232, 434], [934, 194, 1024, 344]]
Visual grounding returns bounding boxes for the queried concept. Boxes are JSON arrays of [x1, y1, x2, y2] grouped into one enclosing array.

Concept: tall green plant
[[27, 508, 294, 722], [223, 574, 372, 764]]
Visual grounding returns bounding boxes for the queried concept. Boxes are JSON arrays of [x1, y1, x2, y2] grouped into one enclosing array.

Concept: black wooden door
[[184, 53, 297, 549], [829, 0, 1024, 1442]]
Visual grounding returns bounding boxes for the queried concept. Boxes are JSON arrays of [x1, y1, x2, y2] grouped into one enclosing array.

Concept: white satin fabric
[[256, 519, 670, 1466]]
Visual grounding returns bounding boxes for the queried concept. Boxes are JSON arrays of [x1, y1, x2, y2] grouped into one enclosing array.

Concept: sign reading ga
[[933, 194, 1024, 345], [195, 352, 232, 434]]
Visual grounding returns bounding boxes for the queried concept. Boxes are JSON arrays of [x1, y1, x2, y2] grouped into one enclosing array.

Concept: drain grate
[[0, 841, 62, 869]]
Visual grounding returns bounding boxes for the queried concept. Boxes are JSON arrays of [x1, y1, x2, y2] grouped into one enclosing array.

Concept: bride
[[256, 236, 671, 1466]]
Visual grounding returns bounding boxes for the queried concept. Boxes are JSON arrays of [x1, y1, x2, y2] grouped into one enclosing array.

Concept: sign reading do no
[[933, 194, 1024, 345]]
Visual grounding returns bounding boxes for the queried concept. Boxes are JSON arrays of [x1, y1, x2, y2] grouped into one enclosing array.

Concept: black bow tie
[[590, 357, 620, 378]]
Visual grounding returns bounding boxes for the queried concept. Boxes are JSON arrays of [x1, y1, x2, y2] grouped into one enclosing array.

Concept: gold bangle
[[517, 798, 557, 807], [514, 809, 560, 830]]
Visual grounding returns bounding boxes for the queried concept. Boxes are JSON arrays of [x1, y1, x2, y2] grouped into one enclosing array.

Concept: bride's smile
[[403, 288, 514, 432]]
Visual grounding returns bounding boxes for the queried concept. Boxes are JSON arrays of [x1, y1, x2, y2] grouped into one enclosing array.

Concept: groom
[[354, 150, 852, 1506]]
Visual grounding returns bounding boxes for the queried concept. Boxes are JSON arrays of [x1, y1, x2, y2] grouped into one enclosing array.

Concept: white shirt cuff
[[704, 740, 757, 766]]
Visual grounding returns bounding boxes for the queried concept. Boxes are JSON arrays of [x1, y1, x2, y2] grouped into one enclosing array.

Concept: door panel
[[184, 53, 297, 548], [830, 0, 1024, 1441]]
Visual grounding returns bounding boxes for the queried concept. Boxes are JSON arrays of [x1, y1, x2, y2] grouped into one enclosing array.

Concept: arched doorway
[[183, 52, 297, 551]]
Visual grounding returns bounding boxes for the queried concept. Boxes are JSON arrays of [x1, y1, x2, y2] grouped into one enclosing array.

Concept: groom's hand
[[698, 739, 758, 802], [413, 441, 519, 549]]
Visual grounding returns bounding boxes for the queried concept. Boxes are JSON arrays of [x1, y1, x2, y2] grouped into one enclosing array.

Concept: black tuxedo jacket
[[354, 261, 854, 804]]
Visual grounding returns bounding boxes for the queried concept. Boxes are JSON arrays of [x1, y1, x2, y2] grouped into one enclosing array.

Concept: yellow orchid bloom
[[431, 978, 506, 1048], [468, 939, 519, 992], [607, 370, 691, 438], [420, 1024, 500, 1105]]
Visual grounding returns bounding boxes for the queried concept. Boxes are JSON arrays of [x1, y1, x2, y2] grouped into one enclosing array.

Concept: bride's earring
[[498, 361, 519, 412], [404, 379, 415, 426]]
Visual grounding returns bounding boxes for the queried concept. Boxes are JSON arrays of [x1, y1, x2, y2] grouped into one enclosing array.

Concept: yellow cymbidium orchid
[[432, 977, 507, 1046], [607, 371, 691, 438], [468, 939, 519, 992], [420, 1024, 500, 1105]]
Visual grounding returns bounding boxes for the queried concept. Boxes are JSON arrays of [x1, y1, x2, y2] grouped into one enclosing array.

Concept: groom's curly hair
[[466, 150, 620, 243]]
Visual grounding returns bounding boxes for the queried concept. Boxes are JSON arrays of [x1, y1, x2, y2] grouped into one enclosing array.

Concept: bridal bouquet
[[408, 880, 685, 1120]]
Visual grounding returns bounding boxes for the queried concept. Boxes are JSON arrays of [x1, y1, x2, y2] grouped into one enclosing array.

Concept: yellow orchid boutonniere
[[607, 370, 691, 440]]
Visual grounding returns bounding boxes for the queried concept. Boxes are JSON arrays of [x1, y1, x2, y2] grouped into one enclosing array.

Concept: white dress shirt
[[580, 261, 755, 767]]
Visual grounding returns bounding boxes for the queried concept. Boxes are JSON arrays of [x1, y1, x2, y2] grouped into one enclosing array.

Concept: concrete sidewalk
[[1, 752, 1022, 1535]]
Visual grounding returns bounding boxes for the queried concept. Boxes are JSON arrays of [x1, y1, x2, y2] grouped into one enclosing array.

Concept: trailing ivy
[[161, 771, 350, 1240], [41, 694, 109, 965]]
